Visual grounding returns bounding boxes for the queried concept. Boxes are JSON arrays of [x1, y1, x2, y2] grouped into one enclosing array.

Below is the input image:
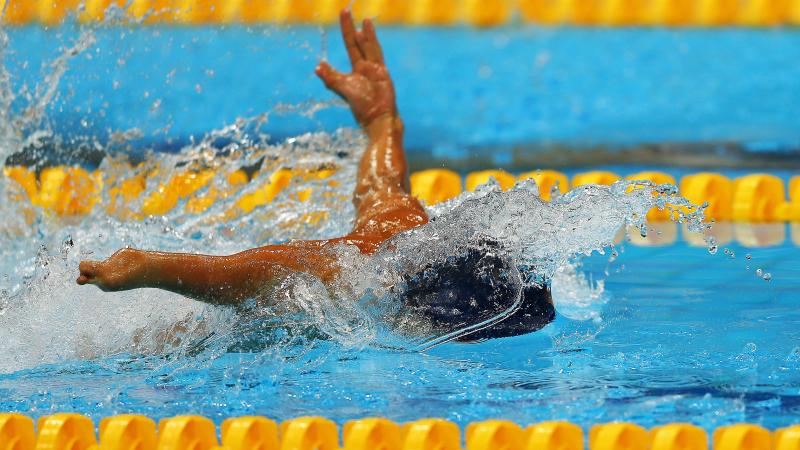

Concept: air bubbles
[[150, 99, 162, 113], [755, 268, 772, 282]]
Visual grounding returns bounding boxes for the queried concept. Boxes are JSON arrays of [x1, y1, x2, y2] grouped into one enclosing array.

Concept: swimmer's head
[[398, 239, 555, 341]]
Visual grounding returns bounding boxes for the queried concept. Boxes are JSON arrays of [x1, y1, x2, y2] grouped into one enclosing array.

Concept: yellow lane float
[[3, 413, 800, 450], [128, 0, 176, 23], [280, 416, 339, 450], [518, 0, 577, 25], [650, 423, 707, 450], [776, 425, 800, 450], [408, 0, 459, 25], [465, 169, 516, 192], [642, 0, 694, 26], [401, 419, 461, 450], [141, 168, 215, 216], [713, 424, 771, 450], [1, 0, 37, 25], [598, 0, 646, 26], [571, 171, 621, 187], [4, 166, 799, 225], [462, 0, 513, 27], [80, 0, 127, 22], [731, 174, 786, 222], [98, 415, 157, 450], [36, 414, 97, 450], [465, 420, 524, 450], [5, 0, 800, 26], [525, 421, 583, 450], [37, 0, 82, 25], [679, 173, 733, 221], [694, 0, 739, 25], [518, 170, 569, 201], [410, 168, 463, 205], [736, 0, 791, 26], [0, 413, 35, 450], [625, 171, 678, 222], [590, 423, 650, 450], [221, 417, 279, 450], [343, 418, 401, 450], [352, 0, 408, 24]]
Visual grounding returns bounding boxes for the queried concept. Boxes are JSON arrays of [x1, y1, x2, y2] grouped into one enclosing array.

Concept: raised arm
[[315, 11, 413, 206]]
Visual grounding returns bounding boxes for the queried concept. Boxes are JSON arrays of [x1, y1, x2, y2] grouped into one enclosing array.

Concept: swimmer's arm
[[316, 11, 411, 199], [77, 246, 338, 306]]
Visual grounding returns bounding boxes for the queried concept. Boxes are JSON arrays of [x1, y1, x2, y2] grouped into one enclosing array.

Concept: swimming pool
[[1, 8, 800, 443], [1, 163, 798, 431]]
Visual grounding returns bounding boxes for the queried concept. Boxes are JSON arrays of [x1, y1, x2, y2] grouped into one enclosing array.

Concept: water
[[3, 25, 800, 166], [0, 14, 798, 432], [0, 241, 797, 430]]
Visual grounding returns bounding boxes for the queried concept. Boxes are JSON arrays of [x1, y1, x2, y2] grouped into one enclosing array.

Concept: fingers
[[77, 260, 98, 285], [360, 19, 385, 64], [79, 260, 98, 277], [340, 10, 363, 68], [315, 61, 345, 90]]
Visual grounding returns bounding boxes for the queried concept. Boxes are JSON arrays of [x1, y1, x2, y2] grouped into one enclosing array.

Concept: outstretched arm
[[77, 245, 338, 306]]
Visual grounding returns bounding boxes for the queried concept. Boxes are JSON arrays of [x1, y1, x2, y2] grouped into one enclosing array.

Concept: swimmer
[[77, 11, 554, 340]]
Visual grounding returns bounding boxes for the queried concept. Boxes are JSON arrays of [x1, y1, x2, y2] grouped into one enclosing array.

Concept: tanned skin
[[77, 11, 429, 307]]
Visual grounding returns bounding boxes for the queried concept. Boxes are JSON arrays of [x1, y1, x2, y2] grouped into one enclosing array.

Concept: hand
[[77, 248, 145, 292], [316, 10, 397, 129]]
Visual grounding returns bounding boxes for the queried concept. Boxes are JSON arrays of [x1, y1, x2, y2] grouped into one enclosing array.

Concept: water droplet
[[744, 342, 757, 353], [756, 268, 763, 277], [745, 254, 752, 260], [763, 273, 772, 282], [708, 244, 718, 255], [195, 84, 203, 93]]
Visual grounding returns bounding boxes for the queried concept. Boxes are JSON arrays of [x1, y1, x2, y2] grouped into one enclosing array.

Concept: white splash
[[0, 14, 713, 372]]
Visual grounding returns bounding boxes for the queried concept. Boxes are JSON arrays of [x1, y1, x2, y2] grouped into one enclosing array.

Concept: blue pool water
[[1, 17, 800, 432], [4, 25, 800, 162], [0, 230, 798, 430]]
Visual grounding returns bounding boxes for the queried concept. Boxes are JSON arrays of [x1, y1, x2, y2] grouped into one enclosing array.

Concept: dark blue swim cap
[[399, 240, 555, 341]]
